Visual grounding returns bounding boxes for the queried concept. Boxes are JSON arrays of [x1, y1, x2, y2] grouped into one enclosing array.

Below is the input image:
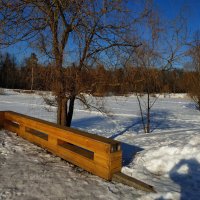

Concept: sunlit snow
[[0, 90, 200, 199]]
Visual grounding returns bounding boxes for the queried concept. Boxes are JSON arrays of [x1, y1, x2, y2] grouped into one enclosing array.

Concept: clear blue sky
[[155, 0, 200, 32], [2, 0, 200, 65]]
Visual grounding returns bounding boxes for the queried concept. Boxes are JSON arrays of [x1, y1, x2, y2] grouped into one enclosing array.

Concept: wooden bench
[[0, 111, 122, 180]]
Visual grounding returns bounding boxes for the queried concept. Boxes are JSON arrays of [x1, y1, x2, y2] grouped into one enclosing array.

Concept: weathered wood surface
[[112, 172, 156, 193], [0, 111, 122, 180]]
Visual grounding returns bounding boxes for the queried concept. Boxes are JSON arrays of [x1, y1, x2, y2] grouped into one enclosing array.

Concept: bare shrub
[[43, 96, 57, 107]]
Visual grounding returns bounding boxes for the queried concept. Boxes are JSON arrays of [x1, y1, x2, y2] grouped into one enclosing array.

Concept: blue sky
[[155, 0, 200, 32], [2, 0, 200, 65]]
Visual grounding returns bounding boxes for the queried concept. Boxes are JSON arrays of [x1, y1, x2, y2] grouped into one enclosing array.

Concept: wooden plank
[[2, 111, 122, 180], [25, 131, 48, 148], [56, 146, 110, 179], [26, 127, 48, 141], [49, 146, 112, 180], [94, 155, 110, 169], [20, 127, 113, 179], [110, 159, 122, 171], [110, 151, 122, 161], [30, 122, 110, 156], [0, 111, 4, 128], [5, 111, 120, 146], [112, 172, 156, 193], [94, 150, 122, 169], [19, 123, 26, 138], [58, 140, 94, 160], [4, 120, 20, 128], [94, 152, 121, 168], [4, 122, 20, 135], [95, 150, 122, 162], [48, 135, 57, 146], [22, 132, 113, 179], [92, 164, 114, 180], [4, 112, 113, 155], [5, 111, 121, 152]]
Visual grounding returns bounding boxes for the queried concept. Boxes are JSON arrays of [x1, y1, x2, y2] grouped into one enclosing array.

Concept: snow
[[0, 90, 200, 199], [121, 131, 200, 199], [0, 130, 141, 200]]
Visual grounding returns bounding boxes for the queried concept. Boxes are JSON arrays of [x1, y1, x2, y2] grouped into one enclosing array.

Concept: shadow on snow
[[71, 110, 200, 167], [72, 116, 143, 166], [111, 108, 200, 139], [121, 142, 143, 166], [72, 116, 109, 130], [169, 159, 200, 200]]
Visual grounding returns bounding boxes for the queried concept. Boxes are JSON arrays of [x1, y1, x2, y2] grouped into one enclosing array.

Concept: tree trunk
[[57, 96, 61, 125], [136, 94, 146, 133], [57, 95, 75, 127], [61, 97, 68, 126], [55, 57, 65, 126], [31, 66, 33, 91], [147, 93, 150, 133], [66, 96, 75, 127], [54, 53, 76, 127]]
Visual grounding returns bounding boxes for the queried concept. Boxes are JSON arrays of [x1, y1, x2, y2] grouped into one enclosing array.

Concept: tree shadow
[[110, 109, 174, 138], [169, 159, 200, 200], [111, 108, 200, 139], [150, 108, 200, 132], [184, 102, 200, 111], [121, 142, 143, 166], [150, 109, 175, 132], [72, 116, 143, 166], [72, 102, 200, 139], [72, 116, 110, 130], [109, 117, 143, 139]]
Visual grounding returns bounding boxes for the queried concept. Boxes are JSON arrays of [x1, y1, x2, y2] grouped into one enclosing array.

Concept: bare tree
[[123, 4, 188, 133], [24, 53, 38, 91], [0, 0, 147, 127], [132, 45, 162, 133], [186, 31, 200, 110]]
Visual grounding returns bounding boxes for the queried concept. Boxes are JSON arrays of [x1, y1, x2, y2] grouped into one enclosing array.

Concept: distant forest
[[0, 52, 193, 96]]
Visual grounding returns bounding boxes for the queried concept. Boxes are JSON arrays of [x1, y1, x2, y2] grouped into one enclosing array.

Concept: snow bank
[[143, 135, 200, 176], [121, 132, 200, 199]]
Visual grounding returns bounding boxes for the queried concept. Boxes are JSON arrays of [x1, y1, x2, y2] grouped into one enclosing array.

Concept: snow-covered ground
[[0, 90, 200, 199]]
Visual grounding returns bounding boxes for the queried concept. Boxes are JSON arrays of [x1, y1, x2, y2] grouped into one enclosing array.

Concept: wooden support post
[[0, 111, 5, 129], [112, 172, 156, 193]]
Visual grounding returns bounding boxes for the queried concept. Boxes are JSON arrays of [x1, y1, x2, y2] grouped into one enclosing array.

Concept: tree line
[[0, 51, 192, 95]]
